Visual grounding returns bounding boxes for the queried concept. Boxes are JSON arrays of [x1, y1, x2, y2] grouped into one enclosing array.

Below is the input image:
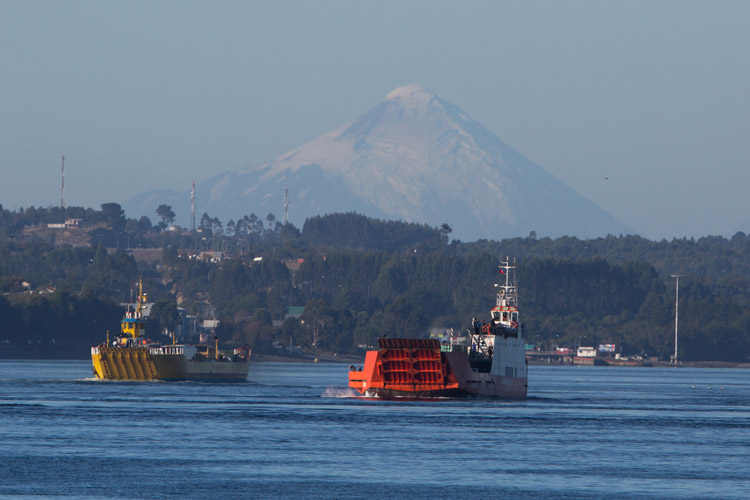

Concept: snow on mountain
[[123, 84, 634, 241]]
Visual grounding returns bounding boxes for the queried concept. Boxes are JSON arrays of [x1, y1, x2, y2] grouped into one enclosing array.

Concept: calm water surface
[[0, 360, 748, 499]]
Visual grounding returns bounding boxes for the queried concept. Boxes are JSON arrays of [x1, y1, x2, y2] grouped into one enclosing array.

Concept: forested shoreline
[[1, 203, 749, 362]]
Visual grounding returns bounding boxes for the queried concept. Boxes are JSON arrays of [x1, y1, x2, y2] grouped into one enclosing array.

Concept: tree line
[[1, 205, 749, 361]]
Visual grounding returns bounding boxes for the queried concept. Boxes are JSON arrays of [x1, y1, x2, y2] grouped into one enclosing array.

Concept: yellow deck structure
[[91, 280, 249, 381]]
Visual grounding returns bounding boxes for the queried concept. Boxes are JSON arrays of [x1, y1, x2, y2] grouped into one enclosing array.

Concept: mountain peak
[[384, 84, 435, 107], [124, 86, 634, 241]]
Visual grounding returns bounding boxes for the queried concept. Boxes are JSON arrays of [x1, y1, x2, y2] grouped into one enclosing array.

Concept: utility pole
[[671, 274, 682, 364]]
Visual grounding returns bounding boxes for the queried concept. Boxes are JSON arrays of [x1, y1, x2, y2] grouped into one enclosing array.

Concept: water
[[1, 360, 748, 500]]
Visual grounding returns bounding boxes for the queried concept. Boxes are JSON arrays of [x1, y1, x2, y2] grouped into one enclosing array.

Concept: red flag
[[498, 269, 505, 274]]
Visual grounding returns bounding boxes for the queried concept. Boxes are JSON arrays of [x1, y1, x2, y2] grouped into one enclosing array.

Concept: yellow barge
[[91, 281, 250, 382]]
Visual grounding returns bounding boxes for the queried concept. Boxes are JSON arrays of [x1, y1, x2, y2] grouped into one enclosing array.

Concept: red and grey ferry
[[349, 258, 528, 399]]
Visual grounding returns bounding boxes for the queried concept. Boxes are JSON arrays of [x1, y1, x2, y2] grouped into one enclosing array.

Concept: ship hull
[[92, 347, 249, 382], [349, 338, 527, 400], [357, 370, 527, 400], [361, 375, 526, 399], [168, 359, 251, 382], [456, 373, 528, 399]]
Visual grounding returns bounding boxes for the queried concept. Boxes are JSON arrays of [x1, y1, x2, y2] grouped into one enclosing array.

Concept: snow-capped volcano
[[124, 84, 633, 241]]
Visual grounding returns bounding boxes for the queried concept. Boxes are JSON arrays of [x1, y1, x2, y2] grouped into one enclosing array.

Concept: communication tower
[[191, 180, 196, 232], [283, 187, 289, 224], [60, 155, 66, 209]]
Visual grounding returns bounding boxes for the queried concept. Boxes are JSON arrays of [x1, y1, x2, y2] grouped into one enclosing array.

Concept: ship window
[[502, 312, 508, 321], [493, 312, 500, 320], [512, 312, 518, 322]]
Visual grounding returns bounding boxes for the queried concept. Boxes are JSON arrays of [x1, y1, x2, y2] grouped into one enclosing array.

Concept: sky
[[1, 0, 749, 241]]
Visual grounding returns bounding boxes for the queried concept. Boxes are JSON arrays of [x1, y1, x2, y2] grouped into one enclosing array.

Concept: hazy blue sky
[[2, 1, 749, 240]]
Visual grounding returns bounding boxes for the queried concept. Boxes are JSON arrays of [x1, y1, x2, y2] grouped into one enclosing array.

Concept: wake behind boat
[[348, 258, 528, 399], [91, 280, 250, 381]]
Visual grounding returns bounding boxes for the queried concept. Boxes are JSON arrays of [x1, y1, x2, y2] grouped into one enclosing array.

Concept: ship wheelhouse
[[115, 279, 149, 347], [491, 306, 519, 326], [121, 317, 146, 339]]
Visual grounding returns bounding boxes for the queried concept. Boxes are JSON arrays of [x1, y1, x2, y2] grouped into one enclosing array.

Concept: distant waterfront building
[[576, 346, 597, 357]]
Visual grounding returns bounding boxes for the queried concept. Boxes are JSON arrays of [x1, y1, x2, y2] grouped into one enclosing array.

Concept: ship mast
[[135, 278, 145, 320], [497, 257, 517, 310]]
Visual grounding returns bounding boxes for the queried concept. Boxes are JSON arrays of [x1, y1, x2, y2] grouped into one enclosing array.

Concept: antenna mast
[[283, 187, 289, 224], [191, 180, 196, 232], [60, 155, 65, 209]]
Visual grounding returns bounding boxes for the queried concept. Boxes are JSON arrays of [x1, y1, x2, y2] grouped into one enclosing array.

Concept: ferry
[[348, 258, 527, 398], [91, 281, 250, 381]]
